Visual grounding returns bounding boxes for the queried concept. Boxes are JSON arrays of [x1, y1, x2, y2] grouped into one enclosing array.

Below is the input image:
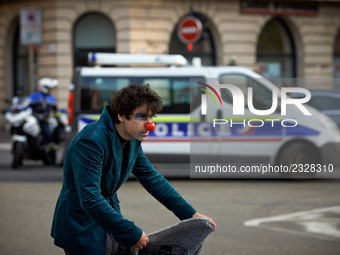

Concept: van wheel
[[277, 142, 317, 178], [12, 142, 25, 169]]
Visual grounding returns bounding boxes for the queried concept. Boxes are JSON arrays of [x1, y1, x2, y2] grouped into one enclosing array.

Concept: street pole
[[28, 45, 34, 93]]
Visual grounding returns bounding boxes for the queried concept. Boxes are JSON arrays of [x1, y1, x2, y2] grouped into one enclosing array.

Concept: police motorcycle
[[3, 90, 70, 169]]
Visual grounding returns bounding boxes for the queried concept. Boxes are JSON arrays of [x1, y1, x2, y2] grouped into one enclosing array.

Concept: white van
[[68, 53, 340, 175]]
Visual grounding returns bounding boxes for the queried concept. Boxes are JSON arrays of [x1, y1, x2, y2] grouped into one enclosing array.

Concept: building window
[[73, 13, 116, 67], [257, 18, 296, 86], [169, 13, 216, 66], [334, 30, 340, 91], [12, 25, 37, 96]]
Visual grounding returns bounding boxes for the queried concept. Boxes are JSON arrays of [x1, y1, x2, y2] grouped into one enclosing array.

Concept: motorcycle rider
[[28, 77, 59, 164]]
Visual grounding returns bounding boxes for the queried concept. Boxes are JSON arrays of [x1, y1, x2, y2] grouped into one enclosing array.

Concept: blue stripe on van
[[286, 125, 320, 136], [79, 116, 320, 138]]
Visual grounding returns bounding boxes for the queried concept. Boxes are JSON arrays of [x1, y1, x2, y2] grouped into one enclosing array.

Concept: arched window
[[73, 13, 115, 67], [12, 24, 36, 96], [169, 13, 216, 66], [257, 18, 296, 85], [334, 30, 340, 91]]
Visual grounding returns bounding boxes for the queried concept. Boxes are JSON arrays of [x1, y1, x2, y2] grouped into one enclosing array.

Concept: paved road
[[0, 137, 340, 254], [1, 179, 340, 255]]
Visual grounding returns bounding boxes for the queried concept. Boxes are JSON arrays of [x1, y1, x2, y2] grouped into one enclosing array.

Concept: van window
[[81, 77, 131, 112], [219, 75, 248, 105], [141, 77, 193, 114], [219, 74, 274, 110], [143, 78, 171, 107], [79, 76, 202, 114]]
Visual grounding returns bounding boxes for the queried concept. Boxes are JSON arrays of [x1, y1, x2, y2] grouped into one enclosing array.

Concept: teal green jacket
[[51, 106, 196, 255]]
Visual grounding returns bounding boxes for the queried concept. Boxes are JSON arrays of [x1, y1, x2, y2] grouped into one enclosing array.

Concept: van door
[[137, 77, 199, 162], [216, 74, 284, 164]]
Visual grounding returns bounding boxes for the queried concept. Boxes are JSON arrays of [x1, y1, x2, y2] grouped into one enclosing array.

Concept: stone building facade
[[0, 0, 340, 118]]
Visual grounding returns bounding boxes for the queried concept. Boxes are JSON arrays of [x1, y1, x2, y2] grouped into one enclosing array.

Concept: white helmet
[[38, 77, 58, 94]]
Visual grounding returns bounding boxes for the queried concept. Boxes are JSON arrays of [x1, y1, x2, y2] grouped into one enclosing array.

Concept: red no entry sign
[[177, 16, 203, 44]]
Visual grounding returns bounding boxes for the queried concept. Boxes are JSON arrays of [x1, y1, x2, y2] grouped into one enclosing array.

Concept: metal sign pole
[[28, 45, 34, 93], [20, 8, 41, 94]]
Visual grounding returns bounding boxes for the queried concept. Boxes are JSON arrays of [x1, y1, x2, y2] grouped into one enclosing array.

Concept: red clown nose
[[145, 122, 156, 132]]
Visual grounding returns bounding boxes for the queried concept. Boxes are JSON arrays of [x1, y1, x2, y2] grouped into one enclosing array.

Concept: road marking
[[244, 205, 340, 240]]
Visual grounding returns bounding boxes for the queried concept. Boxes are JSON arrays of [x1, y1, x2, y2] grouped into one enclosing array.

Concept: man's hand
[[133, 231, 149, 250], [192, 212, 217, 231]]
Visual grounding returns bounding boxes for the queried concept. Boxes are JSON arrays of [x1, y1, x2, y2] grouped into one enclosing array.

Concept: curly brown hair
[[110, 83, 163, 123]]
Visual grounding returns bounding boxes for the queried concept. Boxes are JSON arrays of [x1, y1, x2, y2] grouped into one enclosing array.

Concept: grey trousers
[[65, 218, 214, 255], [139, 218, 214, 255]]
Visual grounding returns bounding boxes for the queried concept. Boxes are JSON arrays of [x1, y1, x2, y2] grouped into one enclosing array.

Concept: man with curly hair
[[51, 83, 216, 255]]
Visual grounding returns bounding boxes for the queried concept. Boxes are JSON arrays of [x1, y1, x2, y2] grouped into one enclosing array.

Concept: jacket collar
[[99, 106, 141, 190], [99, 105, 117, 134]]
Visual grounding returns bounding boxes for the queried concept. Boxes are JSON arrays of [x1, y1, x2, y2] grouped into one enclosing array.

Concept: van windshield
[[80, 76, 202, 114], [219, 74, 275, 110]]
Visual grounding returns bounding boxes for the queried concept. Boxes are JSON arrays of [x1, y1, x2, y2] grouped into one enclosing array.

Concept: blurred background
[[0, 1, 340, 254], [0, 0, 340, 125]]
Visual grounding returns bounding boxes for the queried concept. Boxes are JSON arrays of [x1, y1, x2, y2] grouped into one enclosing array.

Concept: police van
[[69, 53, 340, 175]]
